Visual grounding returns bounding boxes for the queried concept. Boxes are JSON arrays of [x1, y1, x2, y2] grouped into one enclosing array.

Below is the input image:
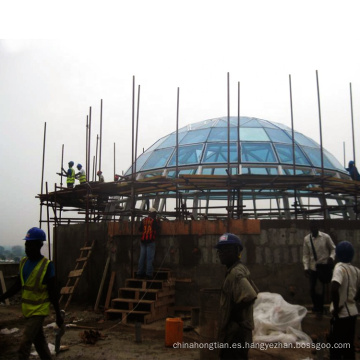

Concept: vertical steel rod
[[114, 142, 116, 180], [88, 107, 92, 182], [99, 99, 103, 172], [289, 74, 297, 219], [45, 182, 51, 260], [39, 122, 46, 229], [227, 72, 231, 223], [130, 76, 135, 278], [350, 83, 356, 165], [95, 135, 99, 180], [237, 81, 241, 218], [85, 116, 88, 182], [237, 81, 240, 170], [176, 87, 180, 218], [316, 70, 325, 177], [60, 144, 64, 187], [135, 85, 141, 174], [316, 70, 326, 219]]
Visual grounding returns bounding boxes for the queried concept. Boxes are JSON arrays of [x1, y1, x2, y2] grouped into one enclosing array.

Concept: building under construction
[[38, 112, 360, 324]]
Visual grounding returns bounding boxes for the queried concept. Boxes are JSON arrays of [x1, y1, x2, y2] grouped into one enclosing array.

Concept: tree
[[11, 245, 24, 256]]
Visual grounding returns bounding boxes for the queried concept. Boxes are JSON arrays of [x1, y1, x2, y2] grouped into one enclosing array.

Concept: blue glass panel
[[179, 129, 211, 145], [242, 143, 277, 163], [157, 132, 186, 149], [202, 143, 238, 163], [142, 148, 174, 170], [324, 149, 345, 171], [241, 119, 262, 127], [214, 118, 229, 127], [202, 167, 237, 175], [257, 119, 278, 129], [144, 137, 168, 153], [208, 127, 238, 142], [125, 151, 152, 175], [190, 119, 214, 130], [265, 128, 292, 144], [288, 131, 319, 147], [168, 144, 203, 166], [272, 121, 291, 131], [274, 144, 311, 165], [283, 168, 313, 175], [240, 128, 270, 141], [302, 147, 333, 168], [243, 167, 279, 175]]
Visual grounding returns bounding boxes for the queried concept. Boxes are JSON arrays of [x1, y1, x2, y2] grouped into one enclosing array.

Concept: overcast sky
[[1, 0, 360, 248]]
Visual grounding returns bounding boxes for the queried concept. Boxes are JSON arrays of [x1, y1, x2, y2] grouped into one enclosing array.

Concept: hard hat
[[97, 170, 102, 175], [336, 241, 354, 263], [23, 227, 46, 241], [149, 207, 157, 213], [68, 161, 74, 167], [215, 233, 243, 250], [77, 163, 82, 168]]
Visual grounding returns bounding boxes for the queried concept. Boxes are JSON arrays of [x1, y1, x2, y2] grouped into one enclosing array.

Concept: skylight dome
[[127, 116, 346, 178]]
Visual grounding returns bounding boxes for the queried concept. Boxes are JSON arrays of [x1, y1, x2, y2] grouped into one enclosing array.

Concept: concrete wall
[[54, 219, 360, 308]]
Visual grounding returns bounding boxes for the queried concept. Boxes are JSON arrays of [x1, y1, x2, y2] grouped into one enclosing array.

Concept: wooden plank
[[76, 257, 89, 262], [80, 246, 93, 251], [94, 256, 110, 311], [68, 269, 83, 278], [104, 271, 116, 310], [60, 286, 74, 295], [0, 271, 10, 305]]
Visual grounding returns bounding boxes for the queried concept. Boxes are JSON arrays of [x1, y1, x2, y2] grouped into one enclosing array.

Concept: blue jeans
[[137, 241, 156, 277]]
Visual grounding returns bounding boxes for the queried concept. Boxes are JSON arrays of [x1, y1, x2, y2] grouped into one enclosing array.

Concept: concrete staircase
[[105, 269, 175, 324]]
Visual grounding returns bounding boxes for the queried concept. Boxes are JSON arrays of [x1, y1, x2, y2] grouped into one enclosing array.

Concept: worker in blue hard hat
[[329, 241, 360, 360], [346, 160, 360, 181], [0, 227, 63, 360], [75, 163, 86, 184], [215, 233, 258, 360], [57, 161, 76, 188]]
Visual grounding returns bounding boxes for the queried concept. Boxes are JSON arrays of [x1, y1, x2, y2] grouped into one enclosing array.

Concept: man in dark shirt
[[215, 233, 258, 360]]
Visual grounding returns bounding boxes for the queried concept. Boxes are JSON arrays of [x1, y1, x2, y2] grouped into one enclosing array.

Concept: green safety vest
[[67, 168, 75, 184], [19, 257, 51, 318]]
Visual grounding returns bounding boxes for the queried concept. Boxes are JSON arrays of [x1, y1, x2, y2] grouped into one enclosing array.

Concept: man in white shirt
[[303, 222, 335, 314], [329, 241, 360, 360]]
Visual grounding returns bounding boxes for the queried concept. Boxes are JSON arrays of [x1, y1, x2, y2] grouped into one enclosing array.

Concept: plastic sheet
[[253, 292, 312, 344]]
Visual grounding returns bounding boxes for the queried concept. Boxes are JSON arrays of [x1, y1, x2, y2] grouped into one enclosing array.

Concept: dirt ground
[[1, 301, 359, 360]]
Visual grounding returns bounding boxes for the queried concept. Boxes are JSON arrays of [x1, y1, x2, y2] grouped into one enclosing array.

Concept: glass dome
[[127, 116, 346, 178]]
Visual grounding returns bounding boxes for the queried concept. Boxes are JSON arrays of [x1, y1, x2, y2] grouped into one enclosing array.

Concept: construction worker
[[58, 161, 75, 188], [97, 170, 104, 182], [75, 163, 86, 184], [329, 241, 360, 360], [0, 227, 63, 360], [346, 160, 360, 181], [136, 208, 160, 280], [215, 233, 258, 360]]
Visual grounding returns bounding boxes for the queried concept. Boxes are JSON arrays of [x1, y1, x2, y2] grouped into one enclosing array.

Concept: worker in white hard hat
[[0, 227, 63, 360], [136, 208, 160, 280], [215, 233, 258, 360]]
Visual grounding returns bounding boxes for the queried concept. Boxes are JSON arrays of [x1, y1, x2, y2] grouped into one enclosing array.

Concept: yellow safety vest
[[67, 168, 75, 184], [19, 257, 51, 318], [78, 169, 86, 183]]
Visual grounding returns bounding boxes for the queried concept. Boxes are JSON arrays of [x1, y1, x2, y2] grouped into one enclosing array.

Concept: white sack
[[253, 292, 312, 344]]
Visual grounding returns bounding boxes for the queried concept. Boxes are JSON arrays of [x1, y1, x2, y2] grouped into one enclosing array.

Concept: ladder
[[59, 240, 94, 310]]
